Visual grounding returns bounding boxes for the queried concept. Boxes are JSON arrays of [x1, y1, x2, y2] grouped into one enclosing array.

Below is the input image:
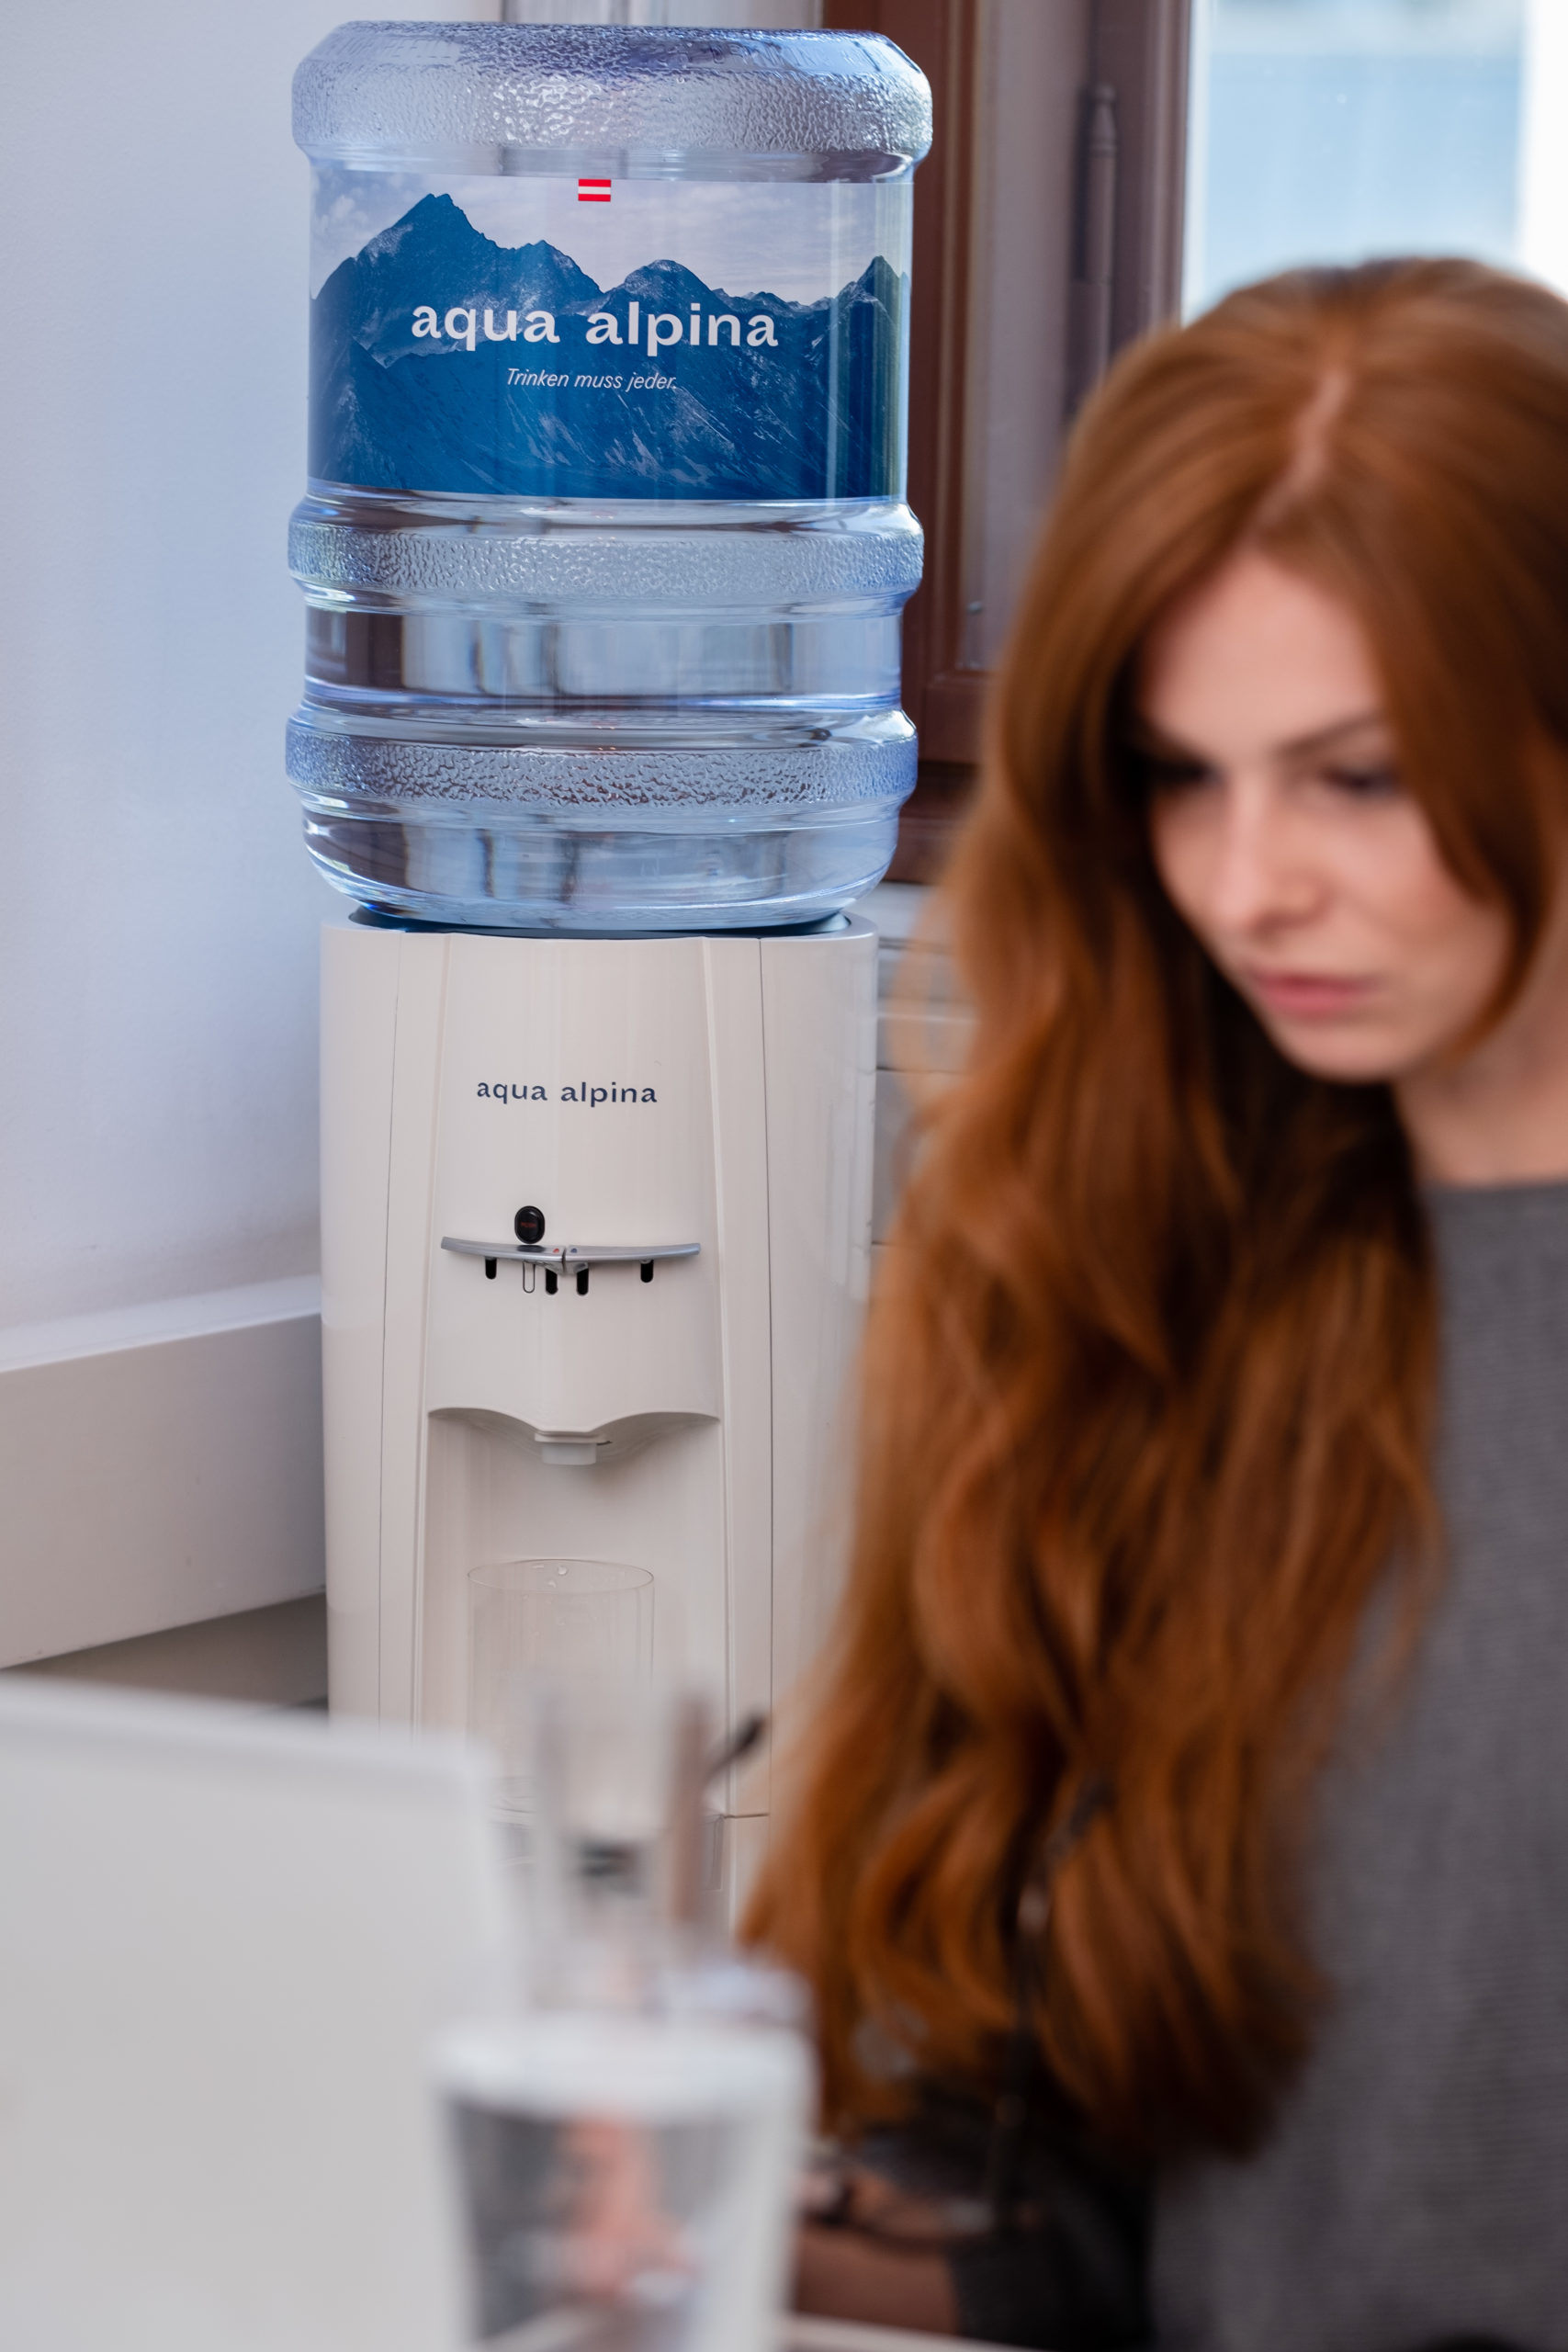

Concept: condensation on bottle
[[288, 21, 931, 933]]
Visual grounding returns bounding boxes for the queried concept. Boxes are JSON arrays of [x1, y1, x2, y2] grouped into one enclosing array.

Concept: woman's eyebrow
[[1276, 707, 1391, 760], [1126, 707, 1391, 765]]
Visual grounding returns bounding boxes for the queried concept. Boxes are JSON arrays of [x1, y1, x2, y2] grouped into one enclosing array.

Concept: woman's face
[[1141, 550, 1510, 1088]]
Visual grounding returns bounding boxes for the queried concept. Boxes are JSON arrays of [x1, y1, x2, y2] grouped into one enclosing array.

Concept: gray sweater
[[1155, 1180, 1568, 2351]]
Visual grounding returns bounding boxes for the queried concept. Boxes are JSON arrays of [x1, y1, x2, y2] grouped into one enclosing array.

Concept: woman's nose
[[1202, 784, 1318, 935]]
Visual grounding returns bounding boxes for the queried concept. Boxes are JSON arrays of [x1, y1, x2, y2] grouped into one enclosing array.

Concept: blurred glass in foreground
[[437, 1669, 809, 2351], [435, 2010, 807, 2352]]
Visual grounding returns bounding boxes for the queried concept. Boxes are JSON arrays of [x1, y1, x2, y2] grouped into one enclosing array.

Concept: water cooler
[[294, 17, 930, 1893], [321, 918, 874, 1882]]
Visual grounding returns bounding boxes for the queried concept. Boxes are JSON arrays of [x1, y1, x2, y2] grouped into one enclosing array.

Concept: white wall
[[1520, 0, 1568, 295], [0, 1, 494, 1667], [0, 0, 490, 1336]]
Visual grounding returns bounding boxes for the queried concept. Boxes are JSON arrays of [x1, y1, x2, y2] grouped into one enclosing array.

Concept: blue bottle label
[[309, 171, 911, 502]]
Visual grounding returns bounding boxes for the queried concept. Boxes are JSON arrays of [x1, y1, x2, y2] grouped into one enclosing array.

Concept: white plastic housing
[[320, 919, 876, 1874]]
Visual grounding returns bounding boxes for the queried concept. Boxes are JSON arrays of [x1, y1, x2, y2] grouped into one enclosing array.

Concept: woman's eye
[[1322, 763, 1401, 799]]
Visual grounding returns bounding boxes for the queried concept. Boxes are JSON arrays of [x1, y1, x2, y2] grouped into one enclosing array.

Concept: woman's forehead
[[1138, 553, 1385, 756]]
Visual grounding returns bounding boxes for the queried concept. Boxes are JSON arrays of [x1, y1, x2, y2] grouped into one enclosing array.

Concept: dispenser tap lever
[[441, 1238, 700, 1271]]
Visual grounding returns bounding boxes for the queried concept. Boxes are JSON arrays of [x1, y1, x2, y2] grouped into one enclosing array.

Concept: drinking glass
[[434, 2007, 809, 2352], [468, 1559, 654, 1815]]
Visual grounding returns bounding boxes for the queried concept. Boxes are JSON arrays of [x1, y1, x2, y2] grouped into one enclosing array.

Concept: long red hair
[[745, 260, 1568, 2156]]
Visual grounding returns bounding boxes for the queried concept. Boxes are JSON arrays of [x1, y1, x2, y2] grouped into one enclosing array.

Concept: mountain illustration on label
[[310, 194, 905, 501]]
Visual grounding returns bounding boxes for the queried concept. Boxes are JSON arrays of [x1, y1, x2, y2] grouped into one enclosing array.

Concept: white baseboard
[[0, 1279, 325, 1668]]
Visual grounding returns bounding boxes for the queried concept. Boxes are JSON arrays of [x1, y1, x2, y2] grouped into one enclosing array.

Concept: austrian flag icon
[[578, 177, 612, 203]]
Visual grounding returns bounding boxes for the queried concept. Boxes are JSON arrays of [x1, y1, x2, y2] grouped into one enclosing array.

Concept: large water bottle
[[288, 20, 931, 932]]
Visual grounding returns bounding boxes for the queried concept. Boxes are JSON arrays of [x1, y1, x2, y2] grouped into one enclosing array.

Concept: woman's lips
[[1242, 967, 1376, 1019]]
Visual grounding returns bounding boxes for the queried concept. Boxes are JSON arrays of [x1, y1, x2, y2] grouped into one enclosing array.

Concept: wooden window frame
[[826, 0, 1192, 878]]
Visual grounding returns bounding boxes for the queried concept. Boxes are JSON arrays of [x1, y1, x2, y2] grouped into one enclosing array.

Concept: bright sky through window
[[1185, 0, 1568, 313]]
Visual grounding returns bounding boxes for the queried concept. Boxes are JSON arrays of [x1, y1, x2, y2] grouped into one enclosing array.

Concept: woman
[[745, 257, 1568, 2352]]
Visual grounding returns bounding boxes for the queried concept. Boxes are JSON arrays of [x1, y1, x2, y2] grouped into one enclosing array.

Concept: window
[[851, 1, 1568, 883], [1186, 0, 1568, 311]]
